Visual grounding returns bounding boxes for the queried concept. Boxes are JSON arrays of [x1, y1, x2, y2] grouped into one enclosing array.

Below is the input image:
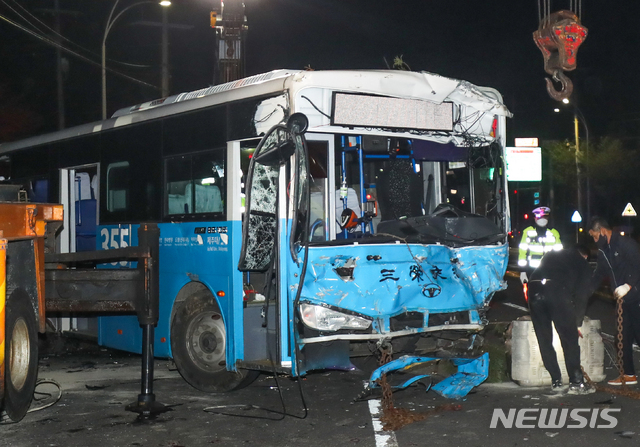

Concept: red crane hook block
[[533, 10, 588, 102]]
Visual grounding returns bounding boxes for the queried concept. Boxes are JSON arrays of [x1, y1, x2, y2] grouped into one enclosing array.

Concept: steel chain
[[377, 342, 394, 411], [616, 296, 625, 381]]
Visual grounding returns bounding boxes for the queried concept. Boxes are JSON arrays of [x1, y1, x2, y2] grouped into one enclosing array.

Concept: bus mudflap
[[367, 352, 489, 399]]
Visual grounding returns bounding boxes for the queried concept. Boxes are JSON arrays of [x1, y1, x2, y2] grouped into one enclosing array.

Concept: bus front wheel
[[4, 290, 38, 422], [170, 292, 258, 392]]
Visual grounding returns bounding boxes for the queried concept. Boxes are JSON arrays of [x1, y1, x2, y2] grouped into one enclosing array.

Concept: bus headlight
[[300, 303, 372, 331]]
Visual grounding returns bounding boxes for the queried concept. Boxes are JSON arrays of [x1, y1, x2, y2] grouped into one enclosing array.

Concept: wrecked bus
[[0, 69, 511, 393]]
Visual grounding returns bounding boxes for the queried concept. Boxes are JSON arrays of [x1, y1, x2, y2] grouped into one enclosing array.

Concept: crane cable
[[538, 0, 583, 25]]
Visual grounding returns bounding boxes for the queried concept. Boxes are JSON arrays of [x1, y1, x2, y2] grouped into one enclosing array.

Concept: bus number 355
[[100, 226, 131, 267]]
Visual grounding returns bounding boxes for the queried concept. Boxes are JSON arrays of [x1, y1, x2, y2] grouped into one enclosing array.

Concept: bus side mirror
[[287, 112, 308, 134]]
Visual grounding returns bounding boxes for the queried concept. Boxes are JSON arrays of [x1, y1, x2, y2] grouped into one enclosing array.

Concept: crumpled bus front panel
[[298, 243, 508, 333]]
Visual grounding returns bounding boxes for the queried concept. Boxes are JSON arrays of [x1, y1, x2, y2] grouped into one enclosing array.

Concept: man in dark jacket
[[589, 217, 640, 386], [527, 245, 595, 394]]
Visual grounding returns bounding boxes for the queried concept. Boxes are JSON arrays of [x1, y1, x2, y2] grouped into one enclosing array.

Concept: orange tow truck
[[0, 197, 63, 421], [0, 185, 165, 421]]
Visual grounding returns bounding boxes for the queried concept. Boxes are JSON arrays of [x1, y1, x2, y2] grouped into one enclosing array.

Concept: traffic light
[[533, 191, 540, 206], [524, 213, 529, 220]]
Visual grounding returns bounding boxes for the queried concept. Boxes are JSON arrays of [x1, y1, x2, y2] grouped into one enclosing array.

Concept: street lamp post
[[574, 113, 583, 220], [554, 100, 590, 222], [574, 107, 590, 220], [102, 0, 170, 120], [161, 5, 169, 97]]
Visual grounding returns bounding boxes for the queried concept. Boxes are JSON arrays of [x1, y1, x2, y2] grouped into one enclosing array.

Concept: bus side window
[[190, 184, 222, 213], [165, 156, 191, 215], [106, 161, 129, 211], [192, 152, 225, 214], [164, 149, 225, 218], [167, 181, 190, 214]]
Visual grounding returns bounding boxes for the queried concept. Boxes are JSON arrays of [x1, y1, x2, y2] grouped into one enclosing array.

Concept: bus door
[[238, 115, 309, 372], [237, 138, 283, 369], [56, 164, 99, 335]]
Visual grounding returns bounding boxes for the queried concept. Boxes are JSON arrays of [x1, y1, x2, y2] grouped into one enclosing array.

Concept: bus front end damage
[[293, 240, 507, 397]]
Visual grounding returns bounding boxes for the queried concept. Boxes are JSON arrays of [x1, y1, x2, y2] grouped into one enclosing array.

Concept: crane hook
[[533, 10, 587, 102], [545, 70, 574, 102]]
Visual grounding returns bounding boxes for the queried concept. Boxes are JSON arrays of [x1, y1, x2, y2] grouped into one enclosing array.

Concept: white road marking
[[367, 391, 398, 447], [502, 302, 529, 312]]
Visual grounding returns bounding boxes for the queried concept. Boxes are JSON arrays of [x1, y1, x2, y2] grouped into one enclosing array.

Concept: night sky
[[1, 0, 639, 145]]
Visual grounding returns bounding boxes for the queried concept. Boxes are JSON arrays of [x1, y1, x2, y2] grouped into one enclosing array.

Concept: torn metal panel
[[431, 353, 490, 399], [296, 243, 507, 333], [367, 352, 489, 399]]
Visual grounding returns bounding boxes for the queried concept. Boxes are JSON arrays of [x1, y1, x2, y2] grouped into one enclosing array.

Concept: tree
[[541, 137, 640, 236], [586, 137, 640, 223]]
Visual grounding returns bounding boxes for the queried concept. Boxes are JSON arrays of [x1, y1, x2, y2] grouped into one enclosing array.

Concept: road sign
[[622, 203, 637, 217], [515, 138, 539, 147], [505, 147, 542, 181], [571, 210, 582, 223]]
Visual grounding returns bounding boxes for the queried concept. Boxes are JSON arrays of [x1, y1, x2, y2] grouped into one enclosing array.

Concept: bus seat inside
[[75, 172, 93, 200], [29, 179, 49, 203], [75, 199, 97, 251]]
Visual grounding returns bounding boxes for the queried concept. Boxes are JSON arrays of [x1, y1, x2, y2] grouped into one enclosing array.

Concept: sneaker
[[567, 382, 596, 395], [551, 380, 564, 394], [607, 375, 638, 386]]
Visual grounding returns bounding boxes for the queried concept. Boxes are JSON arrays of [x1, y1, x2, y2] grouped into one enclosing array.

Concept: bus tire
[[4, 289, 38, 422], [170, 292, 258, 392]]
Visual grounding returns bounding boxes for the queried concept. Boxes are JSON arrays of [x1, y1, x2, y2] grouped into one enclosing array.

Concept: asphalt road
[[2, 274, 639, 447]]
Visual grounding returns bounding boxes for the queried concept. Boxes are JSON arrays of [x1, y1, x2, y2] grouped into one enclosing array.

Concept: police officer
[[519, 206, 563, 284]]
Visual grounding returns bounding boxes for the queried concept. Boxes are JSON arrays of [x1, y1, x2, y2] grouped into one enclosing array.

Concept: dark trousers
[[621, 299, 640, 375], [528, 281, 583, 384]]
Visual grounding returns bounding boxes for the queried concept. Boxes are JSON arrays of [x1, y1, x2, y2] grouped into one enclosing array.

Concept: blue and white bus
[[0, 69, 511, 392]]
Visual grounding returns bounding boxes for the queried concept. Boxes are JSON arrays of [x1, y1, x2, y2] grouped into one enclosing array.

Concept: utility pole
[[161, 5, 169, 97], [54, 0, 65, 130]]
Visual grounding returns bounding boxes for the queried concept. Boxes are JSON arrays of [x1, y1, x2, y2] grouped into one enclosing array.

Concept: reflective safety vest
[[518, 226, 563, 269]]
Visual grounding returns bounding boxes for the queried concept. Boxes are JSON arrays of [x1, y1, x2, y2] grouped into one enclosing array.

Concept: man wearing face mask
[[527, 245, 594, 394], [589, 216, 640, 386], [518, 206, 563, 284]]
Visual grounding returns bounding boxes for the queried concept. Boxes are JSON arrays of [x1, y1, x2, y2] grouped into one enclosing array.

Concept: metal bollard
[[0, 233, 6, 398]]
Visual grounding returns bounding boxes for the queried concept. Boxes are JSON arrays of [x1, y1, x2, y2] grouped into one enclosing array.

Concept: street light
[[574, 107, 590, 220], [102, 0, 171, 120], [554, 100, 590, 221]]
